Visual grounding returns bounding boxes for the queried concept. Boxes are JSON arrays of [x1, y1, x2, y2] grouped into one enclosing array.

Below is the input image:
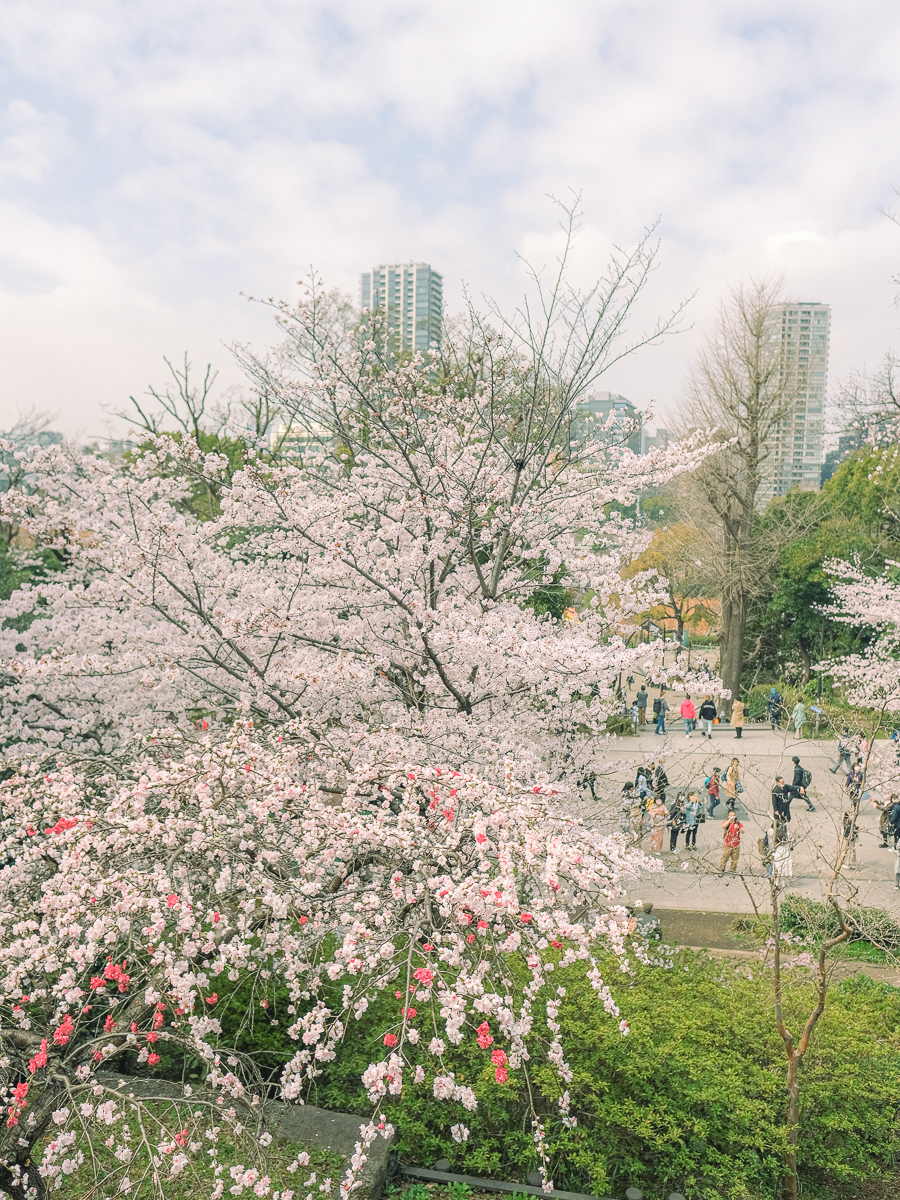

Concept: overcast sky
[[1, 0, 899, 438]]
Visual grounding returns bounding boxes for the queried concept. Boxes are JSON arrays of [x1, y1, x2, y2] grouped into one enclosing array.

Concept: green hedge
[[308, 954, 900, 1200]]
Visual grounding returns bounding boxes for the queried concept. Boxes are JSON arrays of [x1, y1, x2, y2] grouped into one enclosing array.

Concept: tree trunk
[[782, 1051, 800, 1199], [0, 1161, 48, 1200], [797, 640, 811, 685], [720, 589, 747, 703]]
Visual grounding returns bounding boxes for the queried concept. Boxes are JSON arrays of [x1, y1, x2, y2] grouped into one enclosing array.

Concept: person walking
[[706, 766, 722, 815], [767, 687, 783, 731], [636, 686, 649, 726], [830, 727, 854, 775], [772, 775, 792, 823], [629, 701, 640, 733], [654, 693, 668, 735], [723, 757, 741, 808], [680, 694, 696, 737], [648, 796, 669, 854], [719, 812, 743, 874], [731, 695, 745, 739], [698, 695, 717, 739], [668, 795, 686, 852], [789, 756, 816, 812], [684, 792, 703, 849], [791, 699, 807, 738]]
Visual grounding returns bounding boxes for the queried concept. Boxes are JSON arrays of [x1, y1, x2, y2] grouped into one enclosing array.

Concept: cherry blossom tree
[[0, 220, 711, 779], [0, 724, 659, 1199], [0, 218, 717, 1197]]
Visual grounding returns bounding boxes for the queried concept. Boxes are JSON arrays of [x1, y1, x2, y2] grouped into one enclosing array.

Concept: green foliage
[[745, 446, 900, 684], [305, 952, 900, 1200], [779, 893, 900, 955], [605, 713, 636, 736]]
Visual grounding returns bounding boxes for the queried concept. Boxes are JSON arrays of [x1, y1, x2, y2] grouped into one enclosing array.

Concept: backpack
[[801, 768, 812, 788], [704, 776, 710, 788], [653, 698, 662, 715]]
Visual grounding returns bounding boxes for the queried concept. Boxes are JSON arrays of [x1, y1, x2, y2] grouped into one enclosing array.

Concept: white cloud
[[0, 0, 898, 431]]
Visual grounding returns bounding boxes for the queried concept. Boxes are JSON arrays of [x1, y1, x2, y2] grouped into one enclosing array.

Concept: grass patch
[[34, 1098, 343, 1199]]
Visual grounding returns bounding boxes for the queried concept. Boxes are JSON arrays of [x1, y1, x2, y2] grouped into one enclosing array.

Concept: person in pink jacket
[[680, 694, 697, 738]]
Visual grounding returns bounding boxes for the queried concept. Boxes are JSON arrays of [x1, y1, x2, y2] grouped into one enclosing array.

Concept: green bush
[[308, 952, 900, 1200], [780, 893, 900, 954], [745, 684, 770, 722], [127, 946, 900, 1199], [605, 713, 636, 736]]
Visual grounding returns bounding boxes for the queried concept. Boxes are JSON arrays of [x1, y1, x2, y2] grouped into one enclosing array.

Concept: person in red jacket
[[680, 694, 696, 738]]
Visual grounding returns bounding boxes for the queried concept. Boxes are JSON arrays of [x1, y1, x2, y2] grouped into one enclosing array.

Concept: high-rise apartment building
[[759, 302, 830, 503], [569, 391, 668, 457], [360, 262, 443, 351]]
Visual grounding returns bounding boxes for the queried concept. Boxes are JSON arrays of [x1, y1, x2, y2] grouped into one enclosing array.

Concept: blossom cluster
[[0, 726, 657, 1197]]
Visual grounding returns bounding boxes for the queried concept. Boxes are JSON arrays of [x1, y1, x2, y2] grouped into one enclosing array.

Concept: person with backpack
[[698, 695, 717, 739], [680, 694, 696, 737], [830, 727, 854, 775], [683, 792, 703, 849], [635, 764, 651, 799], [789, 756, 815, 812], [719, 812, 743, 874], [635, 686, 649, 726], [653, 693, 668, 735], [706, 767, 722, 815], [723, 757, 741, 807], [767, 687, 782, 731], [772, 829, 793, 881]]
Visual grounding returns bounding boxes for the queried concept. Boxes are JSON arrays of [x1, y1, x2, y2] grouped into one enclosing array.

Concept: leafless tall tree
[[682, 276, 815, 701]]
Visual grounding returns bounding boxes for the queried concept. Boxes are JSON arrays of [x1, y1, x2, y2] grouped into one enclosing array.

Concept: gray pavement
[[579, 707, 900, 917]]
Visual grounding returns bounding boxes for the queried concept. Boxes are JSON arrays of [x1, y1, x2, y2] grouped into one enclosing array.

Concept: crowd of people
[[618, 752, 839, 882], [618, 675, 900, 890], [626, 679, 818, 741]]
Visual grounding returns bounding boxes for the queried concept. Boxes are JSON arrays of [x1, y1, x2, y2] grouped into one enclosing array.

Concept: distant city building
[[569, 391, 668, 457], [267, 422, 328, 457], [360, 262, 443, 351], [759, 302, 830, 503]]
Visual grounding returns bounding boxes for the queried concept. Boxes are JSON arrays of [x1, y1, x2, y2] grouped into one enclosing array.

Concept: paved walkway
[[572, 704, 900, 919]]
